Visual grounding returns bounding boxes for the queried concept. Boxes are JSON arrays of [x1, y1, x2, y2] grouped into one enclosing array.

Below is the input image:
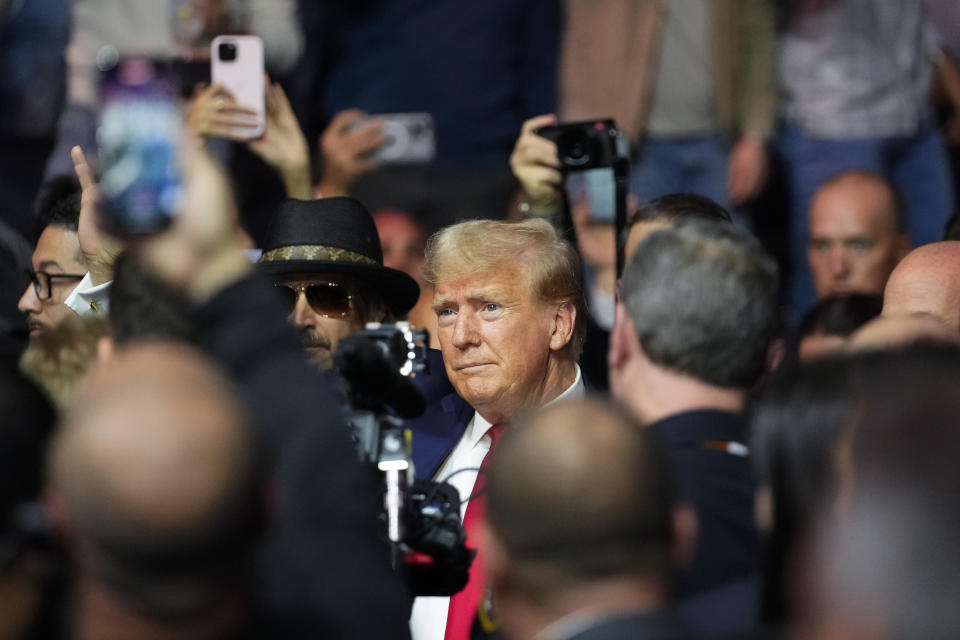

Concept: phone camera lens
[[218, 42, 237, 62]]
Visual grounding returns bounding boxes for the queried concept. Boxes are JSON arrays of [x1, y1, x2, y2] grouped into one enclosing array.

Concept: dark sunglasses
[[274, 281, 353, 318]]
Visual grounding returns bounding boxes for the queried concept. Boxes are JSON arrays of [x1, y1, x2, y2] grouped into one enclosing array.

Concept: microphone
[[334, 334, 427, 418]]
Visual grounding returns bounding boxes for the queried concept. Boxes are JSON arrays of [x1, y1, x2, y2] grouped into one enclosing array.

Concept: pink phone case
[[211, 35, 265, 139]]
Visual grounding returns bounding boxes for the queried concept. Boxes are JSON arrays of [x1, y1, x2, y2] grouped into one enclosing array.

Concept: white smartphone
[[210, 35, 265, 139]]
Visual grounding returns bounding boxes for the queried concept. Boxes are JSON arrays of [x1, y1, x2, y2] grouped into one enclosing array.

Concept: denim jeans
[[630, 134, 731, 210], [779, 121, 956, 326]]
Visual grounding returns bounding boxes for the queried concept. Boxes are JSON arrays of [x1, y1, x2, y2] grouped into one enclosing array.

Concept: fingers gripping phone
[[210, 35, 265, 139]]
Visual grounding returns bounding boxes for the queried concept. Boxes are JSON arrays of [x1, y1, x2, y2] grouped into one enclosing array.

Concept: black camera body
[[333, 323, 471, 597], [534, 118, 624, 172]]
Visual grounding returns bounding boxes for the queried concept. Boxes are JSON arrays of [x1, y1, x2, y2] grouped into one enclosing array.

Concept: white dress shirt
[[409, 366, 585, 640], [64, 272, 111, 316]]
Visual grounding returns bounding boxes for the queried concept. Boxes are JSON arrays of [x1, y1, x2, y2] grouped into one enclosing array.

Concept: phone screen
[[98, 58, 184, 235], [566, 168, 616, 223]]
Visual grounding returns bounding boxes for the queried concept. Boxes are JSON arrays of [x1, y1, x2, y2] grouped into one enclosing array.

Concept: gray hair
[[621, 220, 778, 388]]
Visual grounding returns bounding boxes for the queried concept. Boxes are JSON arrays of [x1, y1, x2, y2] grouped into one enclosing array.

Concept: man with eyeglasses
[[257, 197, 420, 368], [17, 177, 86, 338]]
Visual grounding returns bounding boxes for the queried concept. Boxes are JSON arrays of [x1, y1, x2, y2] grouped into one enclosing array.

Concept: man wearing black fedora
[[258, 197, 421, 367]]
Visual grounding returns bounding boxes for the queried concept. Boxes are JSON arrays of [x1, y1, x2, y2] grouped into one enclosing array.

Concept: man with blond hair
[[410, 218, 586, 640]]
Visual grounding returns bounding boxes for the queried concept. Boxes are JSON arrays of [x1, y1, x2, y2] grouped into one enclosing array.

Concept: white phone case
[[211, 35, 265, 139]]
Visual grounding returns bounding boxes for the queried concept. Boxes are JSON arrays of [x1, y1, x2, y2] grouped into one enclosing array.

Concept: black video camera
[[333, 323, 471, 597], [534, 118, 625, 172]]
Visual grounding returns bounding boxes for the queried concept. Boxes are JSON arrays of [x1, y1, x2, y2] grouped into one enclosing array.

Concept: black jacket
[[194, 274, 413, 639]]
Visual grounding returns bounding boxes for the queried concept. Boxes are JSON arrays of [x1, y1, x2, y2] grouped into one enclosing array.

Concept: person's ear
[[549, 302, 576, 352], [608, 301, 636, 373]]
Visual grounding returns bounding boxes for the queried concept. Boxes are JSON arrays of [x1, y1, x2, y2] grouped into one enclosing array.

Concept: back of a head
[[109, 252, 194, 348], [793, 294, 882, 361], [33, 175, 81, 240], [846, 344, 960, 487], [622, 219, 778, 388], [749, 357, 856, 622], [49, 343, 259, 620], [751, 357, 856, 526], [882, 241, 960, 329], [797, 294, 883, 342], [810, 344, 960, 639], [629, 193, 734, 227], [622, 193, 733, 264], [485, 398, 674, 599]]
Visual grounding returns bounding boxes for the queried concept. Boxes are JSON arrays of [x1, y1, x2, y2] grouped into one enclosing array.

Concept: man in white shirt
[[17, 177, 87, 337], [411, 218, 586, 640]]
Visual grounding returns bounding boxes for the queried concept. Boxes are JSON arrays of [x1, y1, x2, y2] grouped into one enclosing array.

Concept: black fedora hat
[[258, 197, 420, 316]]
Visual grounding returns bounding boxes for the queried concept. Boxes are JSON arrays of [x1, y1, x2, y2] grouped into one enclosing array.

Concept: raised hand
[[317, 109, 386, 197], [247, 82, 312, 199], [509, 114, 563, 212], [71, 145, 122, 286]]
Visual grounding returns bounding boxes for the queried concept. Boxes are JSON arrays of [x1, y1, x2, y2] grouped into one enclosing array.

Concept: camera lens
[[557, 130, 592, 168], [218, 42, 237, 62], [568, 142, 587, 162]]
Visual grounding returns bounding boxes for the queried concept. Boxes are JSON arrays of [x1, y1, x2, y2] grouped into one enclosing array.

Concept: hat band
[[258, 244, 379, 267]]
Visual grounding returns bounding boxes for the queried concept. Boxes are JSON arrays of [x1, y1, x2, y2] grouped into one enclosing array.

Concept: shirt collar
[[466, 365, 584, 449], [64, 272, 112, 316]]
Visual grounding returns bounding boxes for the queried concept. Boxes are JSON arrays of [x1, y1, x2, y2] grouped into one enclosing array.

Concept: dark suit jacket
[[194, 274, 413, 639], [647, 410, 758, 635], [409, 348, 473, 482]]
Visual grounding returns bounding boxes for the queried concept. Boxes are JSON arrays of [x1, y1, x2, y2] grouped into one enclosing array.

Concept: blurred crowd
[[2, 1, 960, 639]]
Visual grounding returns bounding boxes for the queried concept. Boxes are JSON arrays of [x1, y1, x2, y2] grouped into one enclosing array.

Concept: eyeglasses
[[25, 269, 85, 300], [274, 281, 353, 318]]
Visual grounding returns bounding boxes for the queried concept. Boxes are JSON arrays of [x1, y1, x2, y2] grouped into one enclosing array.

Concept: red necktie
[[444, 423, 505, 640]]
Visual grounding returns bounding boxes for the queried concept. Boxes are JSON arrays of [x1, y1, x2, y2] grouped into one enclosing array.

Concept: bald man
[[480, 398, 695, 640], [47, 342, 259, 639], [807, 171, 911, 300], [882, 241, 960, 329]]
